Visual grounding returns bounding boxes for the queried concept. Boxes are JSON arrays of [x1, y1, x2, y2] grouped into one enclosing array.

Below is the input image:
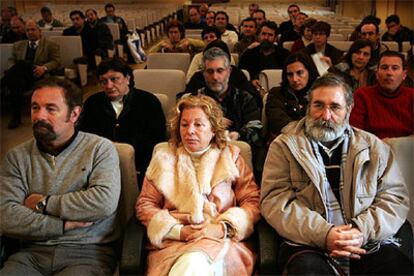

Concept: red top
[[350, 84, 414, 139]]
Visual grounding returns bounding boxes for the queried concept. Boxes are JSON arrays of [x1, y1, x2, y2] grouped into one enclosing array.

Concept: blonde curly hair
[[169, 95, 230, 149]]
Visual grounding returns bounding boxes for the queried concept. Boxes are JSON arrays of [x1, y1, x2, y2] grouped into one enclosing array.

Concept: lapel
[[33, 37, 45, 64]]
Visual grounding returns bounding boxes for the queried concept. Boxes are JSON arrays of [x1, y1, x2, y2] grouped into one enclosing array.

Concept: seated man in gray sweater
[[0, 77, 121, 275]]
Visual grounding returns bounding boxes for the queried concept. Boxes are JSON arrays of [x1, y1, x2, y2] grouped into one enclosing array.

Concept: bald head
[[25, 19, 41, 41]]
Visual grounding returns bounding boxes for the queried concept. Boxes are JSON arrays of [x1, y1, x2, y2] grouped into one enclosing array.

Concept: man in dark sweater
[[79, 58, 166, 185], [1, 16, 26, 43], [279, 4, 300, 36], [239, 20, 290, 89], [382, 14, 414, 52], [63, 10, 95, 66], [0, 77, 121, 275]]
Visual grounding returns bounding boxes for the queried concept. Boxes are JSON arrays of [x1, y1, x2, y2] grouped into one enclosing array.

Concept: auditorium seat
[[106, 23, 121, 41], [259, 69, 283, 92], [282, 41, 294, 52], [0, 44, 13, 78], [133, 69, 186, 116], [147, 53, 191, 73]]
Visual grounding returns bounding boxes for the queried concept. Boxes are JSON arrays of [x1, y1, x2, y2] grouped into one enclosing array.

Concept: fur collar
[[146, 143, 240, 224]]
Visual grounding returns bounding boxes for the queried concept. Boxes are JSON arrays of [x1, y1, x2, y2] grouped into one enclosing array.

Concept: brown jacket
[[12, 36, 60, 70], [136, 143, 260, 275]]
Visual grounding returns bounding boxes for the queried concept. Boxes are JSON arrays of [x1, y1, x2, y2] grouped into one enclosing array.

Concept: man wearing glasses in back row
[[78, 57, 166, 186]]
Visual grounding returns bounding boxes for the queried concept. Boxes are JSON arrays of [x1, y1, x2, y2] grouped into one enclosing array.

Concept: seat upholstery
[[0, 43, 13, 78], [48, 36, 83, 68], [259, 69, 283, 92], [133, 68, 186, 116], [147, 52, 191, 73], [384, 136, 414, 226]]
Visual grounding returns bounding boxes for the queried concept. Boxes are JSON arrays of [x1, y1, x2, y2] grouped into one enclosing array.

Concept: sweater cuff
[[45, 195, 59, 217], [165, 224, 183, 240]]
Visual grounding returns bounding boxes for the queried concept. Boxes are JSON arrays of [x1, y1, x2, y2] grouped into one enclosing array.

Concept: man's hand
[[64, 221, 93, 231], [247, 41, 260, 49], [33, 66, 47, 78], [24, 193, 44, 210], [181, 222, 224, 241], [326, 224, 366, 259]]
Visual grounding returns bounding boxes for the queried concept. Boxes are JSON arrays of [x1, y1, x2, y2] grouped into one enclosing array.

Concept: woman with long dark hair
[[329, 39, 377, 91], [265, 52, 318, 141]]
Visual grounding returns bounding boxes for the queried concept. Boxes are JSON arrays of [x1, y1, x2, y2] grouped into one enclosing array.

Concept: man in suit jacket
[[2, 19, 60, 129]]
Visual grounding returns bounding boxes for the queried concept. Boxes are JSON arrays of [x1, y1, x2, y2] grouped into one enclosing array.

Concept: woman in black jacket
[[265, 52, 318, 142]]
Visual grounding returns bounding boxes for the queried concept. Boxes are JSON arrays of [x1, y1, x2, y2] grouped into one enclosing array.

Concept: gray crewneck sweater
[[0, 131, 121, 245]]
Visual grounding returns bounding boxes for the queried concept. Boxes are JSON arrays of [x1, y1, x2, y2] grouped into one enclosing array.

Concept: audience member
[[239, 21, 290, 88], [205, 11, 215, 27], [280, 12, 308, 44], [300, 21, 344, 75], [248, 3, 259, 17], [252, 9, 266, 27], [1, 16, 27, 43], [261, 73, 412, 276], [0, 6, 17, 37], [37, 6, 64, 29], [349, 15, 381, 42], [85, 8, 114, 63], [214, 11, 238, 52], [185, 40, 260, 107], [360, 21, 389, 65], [150, 20, 204, 54], [186, 26, 223, 83], [79, 58, 166, 185], [188, 47, 264, 177], [0, 77, 121, 275], [234, 17, 258, 55], [63, 10, 96, 67], [265, 52, 318, 140], [136, 94, 260, 276], [279, 4, 300, 35], [199, 3, 209, 22], [329, 39, 376, 91], [1, 20, 60, 129], [350, 51, 414, 139], [185, 6, 207, 29], [291, 17, 317, 53], [100, 3, 128, 41], [382, 14, 414, 52]]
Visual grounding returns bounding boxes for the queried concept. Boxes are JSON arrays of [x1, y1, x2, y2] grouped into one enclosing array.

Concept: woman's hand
[[181, 222, 224, 241]]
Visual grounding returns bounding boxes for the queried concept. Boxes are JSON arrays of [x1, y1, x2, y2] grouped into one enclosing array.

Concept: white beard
[[305, 114, 349, 142]]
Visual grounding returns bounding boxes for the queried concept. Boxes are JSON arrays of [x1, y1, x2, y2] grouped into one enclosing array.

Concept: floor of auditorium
[[0, 62, 145, 160]]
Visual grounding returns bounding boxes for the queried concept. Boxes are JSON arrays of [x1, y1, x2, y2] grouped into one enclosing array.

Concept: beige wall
[[339, 0, 414, 29]]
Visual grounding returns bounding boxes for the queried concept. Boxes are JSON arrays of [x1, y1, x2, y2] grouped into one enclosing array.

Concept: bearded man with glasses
[[261, 73, 413, 276]]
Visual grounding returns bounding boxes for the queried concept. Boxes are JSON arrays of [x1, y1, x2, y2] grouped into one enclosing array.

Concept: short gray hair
[[308, 73, 353, 107], [202, 47, 230, 70]]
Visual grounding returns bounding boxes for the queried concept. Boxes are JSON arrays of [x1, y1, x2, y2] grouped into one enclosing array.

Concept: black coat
[[79, 88, 166, 176], [238, 44, 290, 80], [185, 65, 262, 108]]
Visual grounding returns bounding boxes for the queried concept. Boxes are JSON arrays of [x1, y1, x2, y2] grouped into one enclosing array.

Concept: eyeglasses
[[99, 76, 123, 86], [311, 102, 346, 114]]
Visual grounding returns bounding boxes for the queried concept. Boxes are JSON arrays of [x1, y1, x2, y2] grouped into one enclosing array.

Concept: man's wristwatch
[[35, 195, 50, 214]]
